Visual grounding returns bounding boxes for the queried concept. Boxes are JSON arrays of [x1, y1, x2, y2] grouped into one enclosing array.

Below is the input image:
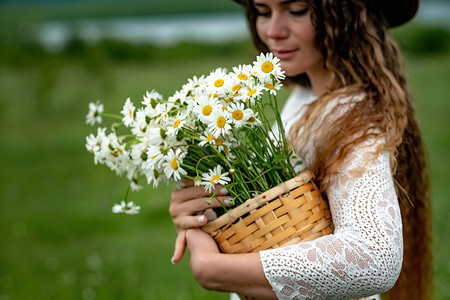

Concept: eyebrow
[[254, 0, 306, 7]]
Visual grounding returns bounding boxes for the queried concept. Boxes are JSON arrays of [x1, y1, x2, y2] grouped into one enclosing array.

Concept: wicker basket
[[201, 170, 334, 299]]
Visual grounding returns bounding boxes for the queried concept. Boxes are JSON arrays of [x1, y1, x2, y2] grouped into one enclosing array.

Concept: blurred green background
[[0, 0, 449, 299]]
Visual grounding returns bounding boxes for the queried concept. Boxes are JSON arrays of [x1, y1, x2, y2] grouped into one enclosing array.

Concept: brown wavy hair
[[241, 0, 433, 299]]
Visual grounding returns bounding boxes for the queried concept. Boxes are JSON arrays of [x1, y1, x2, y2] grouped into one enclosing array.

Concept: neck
[[307, 67, 332, 97]]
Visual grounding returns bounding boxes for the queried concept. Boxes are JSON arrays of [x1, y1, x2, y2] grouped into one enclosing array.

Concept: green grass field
[[0, 45, 449, 299]]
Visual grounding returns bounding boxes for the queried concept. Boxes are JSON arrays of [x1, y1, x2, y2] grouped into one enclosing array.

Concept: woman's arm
[[260, 140, 403, 299], [186, 228, 277, 299]]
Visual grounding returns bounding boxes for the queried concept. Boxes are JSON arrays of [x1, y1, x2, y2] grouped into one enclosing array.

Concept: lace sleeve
[[259, 139, 403, 300]]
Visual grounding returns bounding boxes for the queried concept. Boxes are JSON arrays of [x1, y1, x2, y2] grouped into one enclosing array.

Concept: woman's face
[[254, 0, 324, 77]]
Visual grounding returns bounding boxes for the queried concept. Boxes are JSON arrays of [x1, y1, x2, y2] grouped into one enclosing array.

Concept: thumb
[[171, 230, 186, 264]]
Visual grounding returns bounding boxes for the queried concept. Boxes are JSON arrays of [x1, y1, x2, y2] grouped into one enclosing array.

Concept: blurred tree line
[[0, 22, 449, 68]]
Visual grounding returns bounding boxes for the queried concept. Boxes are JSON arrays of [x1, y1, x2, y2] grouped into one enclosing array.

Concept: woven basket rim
[[202, 170, 314, 233]]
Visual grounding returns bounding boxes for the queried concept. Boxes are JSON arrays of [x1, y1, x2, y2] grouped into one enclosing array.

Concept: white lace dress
[[254, 86, 403, 300]]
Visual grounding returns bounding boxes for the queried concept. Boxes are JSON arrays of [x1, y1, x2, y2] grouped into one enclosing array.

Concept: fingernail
[[218, 188, 228, 195], [171, 257, 176, 264], [198, 215, 205, 224], [224, 198, 234, 206]]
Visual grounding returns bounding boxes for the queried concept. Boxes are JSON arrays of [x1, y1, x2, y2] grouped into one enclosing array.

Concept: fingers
[[169, 194, 232, 219], [172, 230, 187, 264], [175, 214, 208, 230], [171, 185, 228, 204]]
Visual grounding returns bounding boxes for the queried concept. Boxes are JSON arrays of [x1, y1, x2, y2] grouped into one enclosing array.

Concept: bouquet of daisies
[[85, 53, 300, 215]]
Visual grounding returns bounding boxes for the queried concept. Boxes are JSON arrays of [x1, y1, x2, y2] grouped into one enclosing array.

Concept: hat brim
[[378, 0, 419, 27], [231, 0, 419, 28]]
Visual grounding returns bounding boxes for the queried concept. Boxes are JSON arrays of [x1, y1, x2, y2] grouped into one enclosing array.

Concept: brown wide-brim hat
[[232, 0, 419, 27]]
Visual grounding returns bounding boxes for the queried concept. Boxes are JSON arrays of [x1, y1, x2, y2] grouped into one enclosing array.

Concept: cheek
[[255, 19, 268, 43]]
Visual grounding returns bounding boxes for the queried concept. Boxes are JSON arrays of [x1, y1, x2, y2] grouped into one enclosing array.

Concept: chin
[[282, 68, 304, 78], [279, 63, 303, 78]]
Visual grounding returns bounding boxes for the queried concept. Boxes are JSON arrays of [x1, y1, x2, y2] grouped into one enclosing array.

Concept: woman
[[169, 0, 433, 299]]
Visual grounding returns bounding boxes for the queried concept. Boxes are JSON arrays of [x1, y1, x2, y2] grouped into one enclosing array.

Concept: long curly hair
[[241, 0, 433, 299]]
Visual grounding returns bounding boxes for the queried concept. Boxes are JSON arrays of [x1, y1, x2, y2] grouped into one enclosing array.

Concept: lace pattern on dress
[[259, 139, 403, 300]]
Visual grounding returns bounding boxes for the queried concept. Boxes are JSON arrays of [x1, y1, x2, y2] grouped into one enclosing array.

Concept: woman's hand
[[169, 179, 230, 263], [185, 228, 221, 289], [185, 229, 276, 298]]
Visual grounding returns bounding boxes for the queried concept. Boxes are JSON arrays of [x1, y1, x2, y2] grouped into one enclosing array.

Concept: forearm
[[185, 229, 276, 299], [194, 252, 277, 299]]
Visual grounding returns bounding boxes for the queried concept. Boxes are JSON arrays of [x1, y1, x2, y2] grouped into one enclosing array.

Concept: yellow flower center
[[265, 83, 274, 90], [247, 89, 256, 96], [213, 93, 219, 98], [202, 105, 212, 116], [206, 135, 214, 142], [238, 74, 248, 81], [171, 158, 178, 170], [261, 62, 274, 73], [129, 110, 133, 118], [214, 79, 224, 87], [215, 138, 224, 146], [216, 116, 226, 128], [211, 175, 220, 184], [248, 117, 256, 123], [116, 147, 123, 154], [222, 107, 227, 112], [173, 119, 181, 128], [232, 85, 241, 92], [232, 110, 243, 120], [224, 146, 229, 156], [225, 98, 232, 103]]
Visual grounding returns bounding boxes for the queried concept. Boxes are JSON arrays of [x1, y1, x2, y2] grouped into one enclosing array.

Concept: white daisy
[[245, 111, 262, 127], [206, 68, 232, 97], [227, 102, 253, 127], [253, 52, 285, 82], [132, 107, 151, 137], [130, 141, 149, 167], [262, 79, 283, 95], [143, 126, 165, 146], [182, 75, 206, 98], [142, 168, 159, 188], [231, 64, 253, 83], [112, 201, 141, 215], [201, 165, 231, 193], [100, 132, 130, 176], [121, 98, 136, 127], [235, 82, 265, 105], [207, 110, 232, 138], [86, 127, 107, 164], [166, 113, 187, 137], [85, 100, 104, 126], [198, 132, 216, 147], [192, 95, 221, 123], [142, 90, 163, 108], [168, 89, 188, 106], [145, 145, 165, 170], [153, 102, 175, 126], [163, 148, 187, 181], [225, 75, 245, 103]]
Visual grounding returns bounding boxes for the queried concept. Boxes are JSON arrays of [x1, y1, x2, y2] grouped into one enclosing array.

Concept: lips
[[272, 49, 298, 59]]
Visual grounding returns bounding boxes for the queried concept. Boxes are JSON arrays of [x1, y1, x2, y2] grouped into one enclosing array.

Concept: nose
[[267, 14, 289, 40]]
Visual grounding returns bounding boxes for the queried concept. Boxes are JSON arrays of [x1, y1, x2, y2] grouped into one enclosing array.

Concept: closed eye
[[290, 8, 308, 16]]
